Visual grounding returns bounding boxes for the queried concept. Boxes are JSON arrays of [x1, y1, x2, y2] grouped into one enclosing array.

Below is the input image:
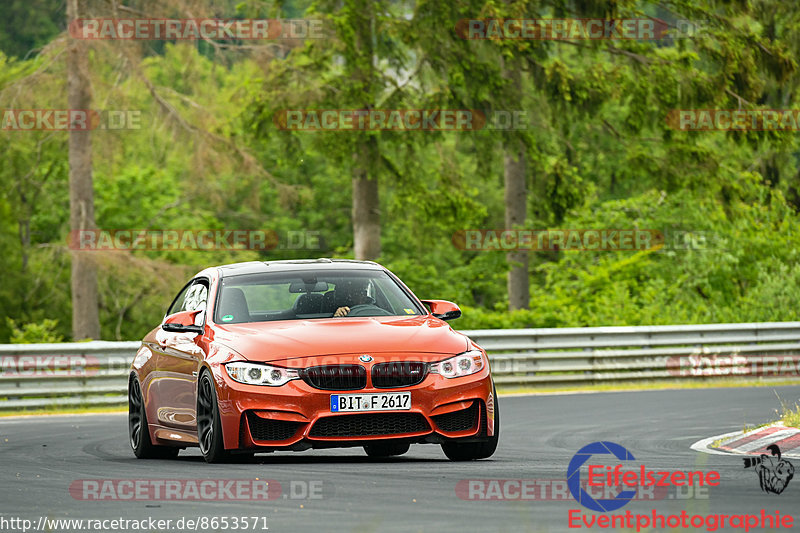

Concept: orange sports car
[[128, 259, 498, 463]]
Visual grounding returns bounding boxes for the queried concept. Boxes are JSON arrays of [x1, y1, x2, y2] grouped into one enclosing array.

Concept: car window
[[183, 283, 209, 312], [167, 279, 209, 316], [215, 269, 423, 324], [245, 283, 301, 312]]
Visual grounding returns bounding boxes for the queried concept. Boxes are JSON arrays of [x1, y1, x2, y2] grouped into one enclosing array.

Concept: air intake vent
[[432, 402, 479, 433], [246, 413, 303, 441], [309, 412, 430, 438], [371, 362, 428, 388], [300, 365, 367, 390]]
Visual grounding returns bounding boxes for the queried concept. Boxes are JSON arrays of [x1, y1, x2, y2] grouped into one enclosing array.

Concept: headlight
[[225, 362, 299, 386], [430, 350, 485, 378]]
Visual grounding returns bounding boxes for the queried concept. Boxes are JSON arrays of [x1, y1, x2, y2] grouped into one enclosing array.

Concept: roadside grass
[[0, 405, 125, 417], [777, 397, 800, 429], [709, 391, 800, 448], [753, 391, 800, 430], [782, 407, 800, 427], [499, 378, 800, 396]]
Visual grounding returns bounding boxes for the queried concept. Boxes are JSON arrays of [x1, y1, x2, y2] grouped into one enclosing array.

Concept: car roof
[[212, 259, 384, 278]]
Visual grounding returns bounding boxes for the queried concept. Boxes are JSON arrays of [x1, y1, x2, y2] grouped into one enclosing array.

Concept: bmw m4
[[128, 259, 498, 463]]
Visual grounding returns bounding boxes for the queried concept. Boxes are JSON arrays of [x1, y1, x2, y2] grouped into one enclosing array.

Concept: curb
[[692, 423, 800, 459]]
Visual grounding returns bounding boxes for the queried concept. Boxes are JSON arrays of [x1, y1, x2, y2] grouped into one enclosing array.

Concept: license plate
[[330, 392, 411, 412]]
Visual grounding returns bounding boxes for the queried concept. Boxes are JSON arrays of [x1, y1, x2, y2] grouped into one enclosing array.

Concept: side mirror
[[420, 300, 462, 321], [162, 309, 204, 335]]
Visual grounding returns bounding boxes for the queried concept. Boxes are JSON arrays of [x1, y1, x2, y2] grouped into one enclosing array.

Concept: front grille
[[246, 412, 303, 441], [309, 413, 430, 438], [371, 362, 428, 388], [432, 401, 479, 432], [301, 365, 367, 390]]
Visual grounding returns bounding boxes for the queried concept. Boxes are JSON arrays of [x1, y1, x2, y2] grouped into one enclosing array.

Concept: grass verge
[[0, 405, 125, 417], [777, 400, 800, 429], [499, 378, 800, 396], [709, 391, 800, 448]]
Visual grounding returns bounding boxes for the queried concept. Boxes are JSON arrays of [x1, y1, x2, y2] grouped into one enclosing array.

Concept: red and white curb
[[691, 423, 800, 459]]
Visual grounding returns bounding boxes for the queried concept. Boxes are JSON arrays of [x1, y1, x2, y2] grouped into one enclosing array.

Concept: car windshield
[[214, 269, 423, 324]]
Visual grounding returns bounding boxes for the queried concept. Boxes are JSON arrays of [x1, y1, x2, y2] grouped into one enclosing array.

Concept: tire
[[441, 387, 499, 461], [129, 376, 179, 459], [364, 441, 410, 458], [197, 370, 231, 463]]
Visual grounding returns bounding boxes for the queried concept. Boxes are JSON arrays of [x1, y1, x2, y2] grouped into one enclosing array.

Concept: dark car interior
[[216, 276, 401, 324]]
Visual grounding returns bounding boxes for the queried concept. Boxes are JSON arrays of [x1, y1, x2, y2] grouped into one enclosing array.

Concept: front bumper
[[212, 358, 496, 451]]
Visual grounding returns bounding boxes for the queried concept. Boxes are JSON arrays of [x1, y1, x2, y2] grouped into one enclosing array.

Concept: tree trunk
[[352, 145, 381, 260], [504, 63, 529, 311], [505, 141, 529, 310], [66, 0, 100, 339], [350, 2, 380, 261]]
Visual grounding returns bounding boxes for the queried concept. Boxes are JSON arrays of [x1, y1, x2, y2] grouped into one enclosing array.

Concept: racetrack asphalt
[[1, 385, 799, 532]]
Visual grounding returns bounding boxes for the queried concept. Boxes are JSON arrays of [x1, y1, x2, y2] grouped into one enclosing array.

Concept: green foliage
[[3, 0, 800, 340], [7, 318, 64, 344], [0, 0, 61, 59], [780, 402, 800, 429]]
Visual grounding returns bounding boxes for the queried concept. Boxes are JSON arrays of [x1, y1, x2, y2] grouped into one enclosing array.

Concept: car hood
[[212, 315, 469, 361]]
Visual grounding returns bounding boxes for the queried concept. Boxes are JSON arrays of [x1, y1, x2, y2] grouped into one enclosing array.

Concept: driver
[[333, 279, 372, 317]]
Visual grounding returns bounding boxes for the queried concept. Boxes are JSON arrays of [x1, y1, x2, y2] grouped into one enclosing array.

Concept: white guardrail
[[1, 322, 800, 410]]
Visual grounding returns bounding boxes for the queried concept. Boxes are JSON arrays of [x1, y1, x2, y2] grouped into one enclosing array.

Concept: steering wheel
[[345, 304, 392, 317]]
